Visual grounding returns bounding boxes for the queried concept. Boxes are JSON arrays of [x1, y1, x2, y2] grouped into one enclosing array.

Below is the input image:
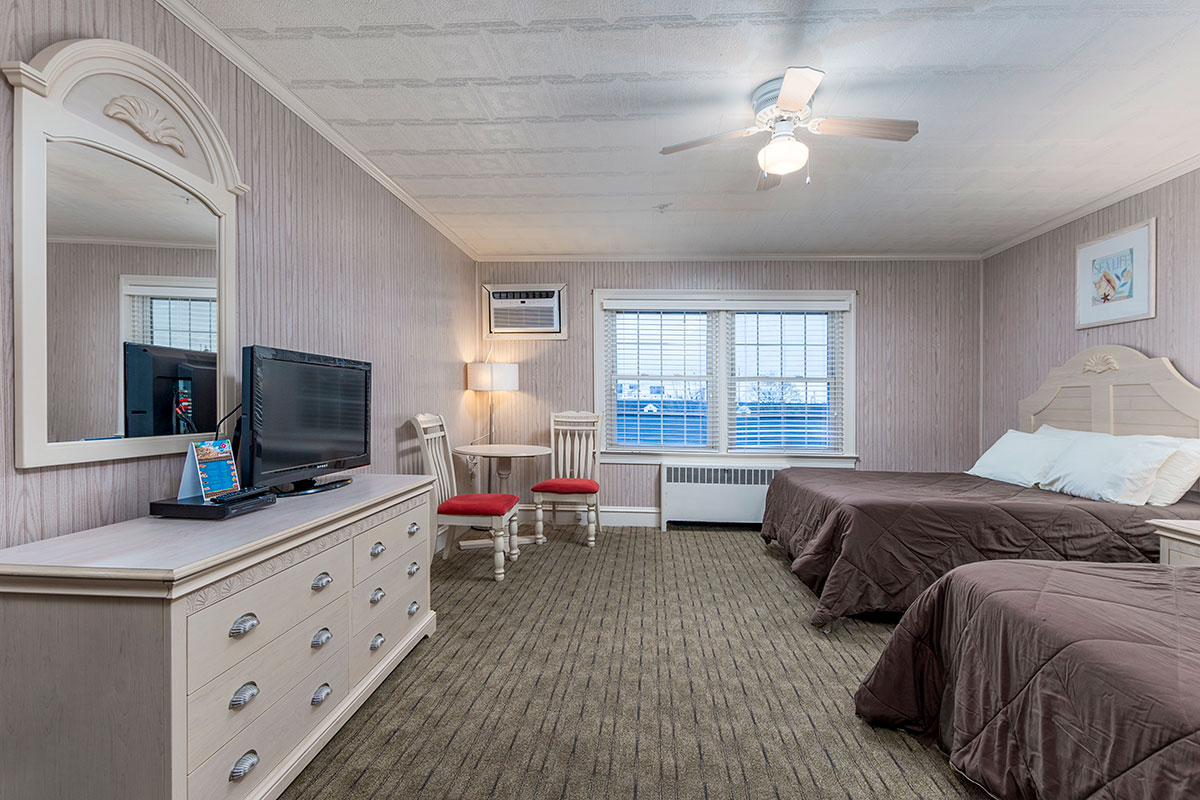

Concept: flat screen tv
[[239, 345, 371, 496], [123, 343, 217, 438]]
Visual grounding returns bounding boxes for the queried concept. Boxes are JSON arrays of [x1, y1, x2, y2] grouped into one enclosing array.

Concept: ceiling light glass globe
[[757, 135, 810, 175]]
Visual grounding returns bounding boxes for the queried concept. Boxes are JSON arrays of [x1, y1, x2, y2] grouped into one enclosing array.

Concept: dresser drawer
[[352, 501, 429, 584], [187, 592, 350, 769], [188, 645, 349, 800], [1163, 542, 1200, 566], [187, 541, 352, 692], [350, 581, 431, 685], [351, 539, 428, 635]]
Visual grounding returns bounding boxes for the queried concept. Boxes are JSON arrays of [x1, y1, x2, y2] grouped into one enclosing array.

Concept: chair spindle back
[[411, 412, 459, 505], [550, 412, 600, 481]]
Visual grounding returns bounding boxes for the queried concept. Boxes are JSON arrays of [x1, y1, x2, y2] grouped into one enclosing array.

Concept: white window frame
[[592, 289, 857, 467], [116, 274, 218, 433]]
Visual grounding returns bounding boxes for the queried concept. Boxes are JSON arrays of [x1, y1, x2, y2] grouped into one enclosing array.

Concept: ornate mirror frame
[[2, 39, 247, 468]]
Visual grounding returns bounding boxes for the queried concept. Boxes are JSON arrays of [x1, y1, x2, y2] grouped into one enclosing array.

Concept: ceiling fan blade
[[776, 66, 825, 112], [756, 171, 782, 191], [808, 117, 919, 141], [659, 127, 763, 155]]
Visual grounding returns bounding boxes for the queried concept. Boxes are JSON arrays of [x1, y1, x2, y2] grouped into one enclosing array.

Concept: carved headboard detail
[[1017, 345, 1200, 438]]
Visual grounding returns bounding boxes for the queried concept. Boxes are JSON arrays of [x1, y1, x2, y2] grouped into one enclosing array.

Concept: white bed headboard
[[1017, 345, 1200, 438]]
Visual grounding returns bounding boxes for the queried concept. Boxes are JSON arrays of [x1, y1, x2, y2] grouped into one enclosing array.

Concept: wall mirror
[[3, 39, 247, 467]]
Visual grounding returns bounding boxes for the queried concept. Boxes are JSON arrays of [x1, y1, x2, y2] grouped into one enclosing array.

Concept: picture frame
[[1075, 219, 1156, 330]]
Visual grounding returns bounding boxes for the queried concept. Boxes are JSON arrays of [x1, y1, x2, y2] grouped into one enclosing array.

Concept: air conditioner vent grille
[[492, 305, 557, 331]]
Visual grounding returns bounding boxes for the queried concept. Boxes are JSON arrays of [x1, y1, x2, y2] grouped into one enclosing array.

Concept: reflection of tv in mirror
[[123, 343, 217, 437]]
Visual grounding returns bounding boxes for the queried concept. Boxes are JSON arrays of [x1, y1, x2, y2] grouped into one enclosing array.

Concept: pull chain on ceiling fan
[[659, 66, 919, 191]]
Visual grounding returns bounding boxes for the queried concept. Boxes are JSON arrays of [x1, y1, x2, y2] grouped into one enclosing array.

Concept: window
[[120, 275, 218, 353], [596, 291, 855, 457]]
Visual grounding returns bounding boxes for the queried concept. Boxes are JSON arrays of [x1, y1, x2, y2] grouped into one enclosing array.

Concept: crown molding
[[980, 152, 1200, 260], [476, 252, 982, 264], [47, 235, 218, 250], [154, 0, 480, 261]]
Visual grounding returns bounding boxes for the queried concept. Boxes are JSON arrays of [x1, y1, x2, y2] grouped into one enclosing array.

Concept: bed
[[853, 560, 1200, 799], [761, 345, 1200, 626]]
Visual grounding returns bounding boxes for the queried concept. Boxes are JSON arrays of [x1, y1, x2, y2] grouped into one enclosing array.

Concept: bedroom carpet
[[279, 524, 988, 800]]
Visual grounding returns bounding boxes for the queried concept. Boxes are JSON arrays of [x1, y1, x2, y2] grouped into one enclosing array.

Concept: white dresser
[[0, 474, 435, 800], [1152, 518, 1200, 566]]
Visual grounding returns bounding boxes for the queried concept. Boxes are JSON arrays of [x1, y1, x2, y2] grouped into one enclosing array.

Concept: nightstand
[[1150, 519, 1200, 566]]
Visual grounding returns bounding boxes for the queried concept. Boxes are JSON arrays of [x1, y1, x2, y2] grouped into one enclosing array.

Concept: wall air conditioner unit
[[659, 465, 785, 531], [482, 283, 567, 340]]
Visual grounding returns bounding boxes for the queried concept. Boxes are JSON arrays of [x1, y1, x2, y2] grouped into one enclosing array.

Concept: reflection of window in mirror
[[115, 275, 219, 438], [120, 275, 218, 352]]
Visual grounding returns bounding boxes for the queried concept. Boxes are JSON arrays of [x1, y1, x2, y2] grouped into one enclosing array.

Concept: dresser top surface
[[0, 474, 433, 583]]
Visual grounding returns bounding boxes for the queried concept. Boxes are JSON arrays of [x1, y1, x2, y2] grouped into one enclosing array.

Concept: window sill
[[599, 451, 859, 468]]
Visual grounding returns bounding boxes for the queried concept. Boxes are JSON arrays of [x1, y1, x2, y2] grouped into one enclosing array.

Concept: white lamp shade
[[757, 134, 810, 176], [467, 362, 518, 392]]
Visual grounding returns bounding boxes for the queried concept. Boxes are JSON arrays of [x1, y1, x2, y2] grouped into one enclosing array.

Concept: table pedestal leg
[[495, 457, 513, 494]]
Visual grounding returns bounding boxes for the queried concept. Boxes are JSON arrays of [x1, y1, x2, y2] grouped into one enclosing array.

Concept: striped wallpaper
[[980, 168, 1200, 450]]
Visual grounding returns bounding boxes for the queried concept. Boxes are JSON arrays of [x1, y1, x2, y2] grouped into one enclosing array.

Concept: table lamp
[[467, 362, 518, 443]]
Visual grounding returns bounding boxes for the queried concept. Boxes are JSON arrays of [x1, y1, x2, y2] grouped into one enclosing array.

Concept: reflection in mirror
[[45, 141, 219, 443]]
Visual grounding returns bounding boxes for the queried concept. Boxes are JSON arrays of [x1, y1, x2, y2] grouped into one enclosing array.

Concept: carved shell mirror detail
[[102, 95, 187, 157]]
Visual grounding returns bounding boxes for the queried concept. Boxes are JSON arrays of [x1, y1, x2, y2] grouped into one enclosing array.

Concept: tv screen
[[241, 346, 371, 490]]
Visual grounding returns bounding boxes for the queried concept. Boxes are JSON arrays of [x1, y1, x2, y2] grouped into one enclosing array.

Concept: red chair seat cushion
[[531, 478, 600, 494], [437, 493, 519, 517]]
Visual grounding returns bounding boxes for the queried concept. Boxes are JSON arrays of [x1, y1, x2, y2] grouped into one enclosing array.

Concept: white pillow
[[1147, 440, 1200, 506], [1041, 435, 1180, 505], [1035, 426, 1200, 505], [966, 430, 1073, 488]]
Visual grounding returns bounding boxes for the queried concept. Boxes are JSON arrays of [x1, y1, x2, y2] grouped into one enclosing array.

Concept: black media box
[[150, 492, 276, 520]]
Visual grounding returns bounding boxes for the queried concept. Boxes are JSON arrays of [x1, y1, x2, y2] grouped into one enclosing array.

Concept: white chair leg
[[534, 495, 545, 543], [508, 515, 520, 561], [492, 528, 505, 581], [441, 526, 454, 560], [586, 502, 597, 548]]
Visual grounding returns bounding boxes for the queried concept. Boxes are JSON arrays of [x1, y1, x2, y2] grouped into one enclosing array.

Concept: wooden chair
[[533, 411, 602, 547], [410, 413, 520, 581]]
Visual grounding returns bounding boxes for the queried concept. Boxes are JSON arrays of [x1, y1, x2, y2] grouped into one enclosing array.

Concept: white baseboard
[[514, 503, 660, 528]]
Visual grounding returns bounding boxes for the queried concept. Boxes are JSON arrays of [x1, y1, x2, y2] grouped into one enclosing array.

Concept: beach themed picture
[[1091, 248, 1134, 305], [1076, 219, 1155, 329]]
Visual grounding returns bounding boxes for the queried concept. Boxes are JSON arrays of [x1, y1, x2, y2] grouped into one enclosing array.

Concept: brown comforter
[[760, 469, 1200, 625], [855, 561, 1200, 800]]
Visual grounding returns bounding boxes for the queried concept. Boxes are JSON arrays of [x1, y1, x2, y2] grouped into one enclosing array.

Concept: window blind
[[598, 293, 853, 455], [726, 311, 845, 452], [127, 295, 218, 352], [603, 310, 719, 450]]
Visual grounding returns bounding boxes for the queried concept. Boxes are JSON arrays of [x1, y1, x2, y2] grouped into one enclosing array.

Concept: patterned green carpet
[[280, 524, 986, 799]]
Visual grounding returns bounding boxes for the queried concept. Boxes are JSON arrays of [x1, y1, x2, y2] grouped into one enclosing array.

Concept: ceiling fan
[[659, 66, 919, 191]]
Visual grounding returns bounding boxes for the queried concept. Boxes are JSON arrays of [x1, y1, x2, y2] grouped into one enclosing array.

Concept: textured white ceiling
[[183, 0, 1200, 258]]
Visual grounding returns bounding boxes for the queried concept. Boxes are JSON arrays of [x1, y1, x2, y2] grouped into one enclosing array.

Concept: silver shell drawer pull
[[229, 751, 258, 781], [369, 542, 386, 557], [311, 683, 333, 706], [370, 633, 386, 651], [228, 613, 259, 638], [407, 601, 421, 617], [311, 572, 334, 591], [228, 682, 259, 710], [407, 562, 420, 577], [369, 588, 386, 605], [311, 628, 333, 649], [407, 522, 421, 536]]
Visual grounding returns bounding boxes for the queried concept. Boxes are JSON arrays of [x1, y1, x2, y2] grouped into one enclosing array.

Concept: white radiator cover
[[659, 465, 783, 530]]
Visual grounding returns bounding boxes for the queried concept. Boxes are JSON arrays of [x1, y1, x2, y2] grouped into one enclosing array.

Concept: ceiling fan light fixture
[[757, 133, 809, 176]]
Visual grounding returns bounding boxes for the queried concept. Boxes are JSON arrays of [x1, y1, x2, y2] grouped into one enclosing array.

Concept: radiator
[[659, 465, 783, 530]]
